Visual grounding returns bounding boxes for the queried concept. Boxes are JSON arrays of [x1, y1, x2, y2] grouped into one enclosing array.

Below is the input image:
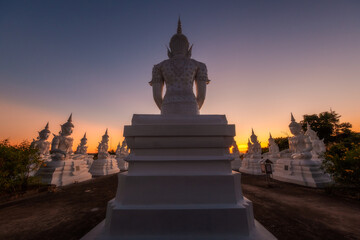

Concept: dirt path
[[241, 174, 360, 240], [0, 174, 118, 240], [0, 173, 359, 240]]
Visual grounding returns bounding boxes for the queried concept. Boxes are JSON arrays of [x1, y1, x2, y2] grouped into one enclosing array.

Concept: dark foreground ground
[[0, 173, 359, 240]]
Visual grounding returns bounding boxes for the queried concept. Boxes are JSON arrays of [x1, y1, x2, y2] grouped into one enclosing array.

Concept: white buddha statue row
[[33, 115, 124, 185], [270, 113, 331, 187]]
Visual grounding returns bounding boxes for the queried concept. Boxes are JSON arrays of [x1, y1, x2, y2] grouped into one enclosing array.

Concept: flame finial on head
[[68, 113, 72, 123], [291, 112, 295, 122], [105, 128, 108, 136], [83, 132, 87, 139], [269, 132, 273, 139], [168, 17, 190, 58], [62, 113, 74, 128], [251, 128, 255, 136], [177, 17, 182, 34]]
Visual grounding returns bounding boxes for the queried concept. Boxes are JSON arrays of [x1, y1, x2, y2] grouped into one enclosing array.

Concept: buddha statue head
[[39, 122, 50, 140], [167, 18, 192, 58], [60, 114, 74, 136], [102, 129, 109, 144], [289, 113, 302, 136]]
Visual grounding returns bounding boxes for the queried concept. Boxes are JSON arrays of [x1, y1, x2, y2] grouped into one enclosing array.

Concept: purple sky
[[1, 0, 359, 151]]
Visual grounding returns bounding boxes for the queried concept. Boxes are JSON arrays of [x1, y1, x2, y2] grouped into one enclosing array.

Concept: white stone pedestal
[[89, 156, 120, 177], [36, 158, 92, 186], [82, 114, 275, 240], [239, 157, 264, 175], [272, 158, 332, 188]]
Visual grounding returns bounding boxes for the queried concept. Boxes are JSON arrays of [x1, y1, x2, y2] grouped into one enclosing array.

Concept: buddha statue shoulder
[[149, 19, 210, 115]]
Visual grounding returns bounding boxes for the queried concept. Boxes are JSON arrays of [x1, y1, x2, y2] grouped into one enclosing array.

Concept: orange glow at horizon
[[1, 100, 360, 154]]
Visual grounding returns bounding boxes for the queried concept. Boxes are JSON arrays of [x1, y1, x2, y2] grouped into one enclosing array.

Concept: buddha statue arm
[[149, 64, 164, 110], [195, 62, 210, 109]]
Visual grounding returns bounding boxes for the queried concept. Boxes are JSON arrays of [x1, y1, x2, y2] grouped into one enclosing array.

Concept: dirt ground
[[0, 173, 359, 240]]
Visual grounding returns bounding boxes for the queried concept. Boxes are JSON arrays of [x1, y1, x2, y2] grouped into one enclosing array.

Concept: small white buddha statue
[[286, 113, 313, 160], [31, 122, 51, 158], [115, 142, 121, 157], [97, 129, 110, 159], [245, 129, 261, 158], [76, 133, 88, 155], [232, 140, 240, 156], [268, 133, 280, 158]]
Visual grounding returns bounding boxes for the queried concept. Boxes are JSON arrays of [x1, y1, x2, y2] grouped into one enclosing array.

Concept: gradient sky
[[1, 0, 359, 152]]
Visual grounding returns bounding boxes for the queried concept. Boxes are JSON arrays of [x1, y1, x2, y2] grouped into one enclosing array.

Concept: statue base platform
[[271, 158, 332, 188], [89, 157, 120, 177], [36, 159, 92, 186], [82, 114, 275, 240], [73, 154, 93, 166], [239, 158, 264, 175]]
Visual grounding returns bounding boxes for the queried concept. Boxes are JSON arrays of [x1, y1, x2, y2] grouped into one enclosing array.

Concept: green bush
[[0, 139, 42, 194], [323, 141, 360, 187]]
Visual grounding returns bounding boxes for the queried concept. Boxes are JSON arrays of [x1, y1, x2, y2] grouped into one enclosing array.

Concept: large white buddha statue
[[31, 122, 51, 158], [82, 18, 276, 240], [149, 19, 210, 115], [51, 114, 74, 160]]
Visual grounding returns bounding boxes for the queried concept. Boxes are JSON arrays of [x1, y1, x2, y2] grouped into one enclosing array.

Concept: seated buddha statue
[[244, 129, 261, 159], [31, 122, 51, 158], [97, 129, 110, 159], [268, 133, 280, 158], [286, 113, 313, 160], [76, 133, 88, 155], [51, 114, 74, 161]]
